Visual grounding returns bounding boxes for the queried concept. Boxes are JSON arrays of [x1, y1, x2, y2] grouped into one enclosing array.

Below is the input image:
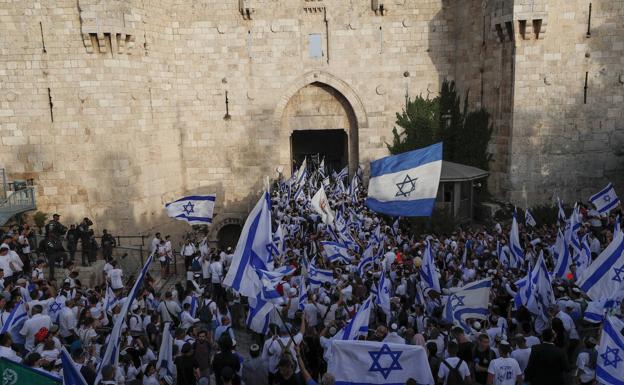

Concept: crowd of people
[[0, 169, 621, 385]]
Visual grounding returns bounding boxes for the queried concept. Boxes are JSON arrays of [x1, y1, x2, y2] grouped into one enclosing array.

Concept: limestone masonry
[[0, 0, 622, 235]]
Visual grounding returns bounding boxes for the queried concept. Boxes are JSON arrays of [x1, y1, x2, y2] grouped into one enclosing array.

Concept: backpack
[[197, 300, 213, 323], [191, 257, 202, 272], [276, 337, 295, 365], [442, 359, 465, 385]]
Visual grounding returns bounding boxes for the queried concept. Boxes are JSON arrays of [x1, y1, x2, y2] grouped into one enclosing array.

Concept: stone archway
[[273, 71, 368, 177]]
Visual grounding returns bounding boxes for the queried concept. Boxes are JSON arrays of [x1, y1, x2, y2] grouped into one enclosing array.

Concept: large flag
[[366, 142, 442, 217], [295, 158, 308, 188], [165, 195, 216, 225], [577, 230, 624, 300], [95, 254, 153, 384], [321, 241, 353, 264], [333, 295, 373, 341], [524, 253, 555, 322], [589, 182, 620, 214], [509, 211, 524, 269], [328, 340, 434, 385], [157, 323, 175, 377], [584, 288, 624, 324], [375, 272, 392, 323], [420, 241, 441, 293], [443, 278, 492, 332], [525, 208, 537, 227], [309, 263, 334, 287], [311, 185, 335, 224], [60, 347, 88, 385], [223, 192, 272, 298], [596, 316, 624, 385], [0, 357, 61, 384], [357, 245, 376, 277]]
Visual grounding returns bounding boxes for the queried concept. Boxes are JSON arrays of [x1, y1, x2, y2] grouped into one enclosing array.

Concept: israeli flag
[[596, 316, 624, 385], [420, 241, 441, 293], [576, 234, 592, 277], [358, 245, 376, 277], [165, 195, 216, 224], [366, 142, 442, 217], [321, 241, 353, 264], [309, 263, 334, 287], [295, 158, 308, 187], [157, 323, 175, 377], [584, 289, 624, 323], [577, 229, 624, 300], [557, 197, 567, 222], [589, 182, 620, 214], [497, 241, 509, 268], [0, 300, 27, 333], [48, 295, 65, 323], [525, 208, 537, 227], [96, 254, 154, 385], [105, 285, 119, 313], [375, 272, 392, 323], [328, 340, 434, 385], [61, 347, 89, 385], [444, 278, 492, 332], [553, 229, 572, 279], [334, 295, 373, 341], [525, 253, 555, 322], [223, 192, 272, 298], [298, 278, 308, 311], [615, 215, 621, 234], [334, 166, 349, 181], [319, 157, 326, 178], [246, 292, 272, 334], [349, 174, 360, 201], [509, 212, 524, 269], [565, 205, 582, 255]]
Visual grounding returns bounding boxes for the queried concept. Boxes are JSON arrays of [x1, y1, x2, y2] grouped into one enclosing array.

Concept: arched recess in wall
[[210, 217, 243, 250], [273, 71, 368, 177]]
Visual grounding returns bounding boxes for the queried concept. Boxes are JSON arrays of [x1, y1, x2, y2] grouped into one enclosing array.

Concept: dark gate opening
[[217, 224, 242, 251], [290, 129, 348, 174]]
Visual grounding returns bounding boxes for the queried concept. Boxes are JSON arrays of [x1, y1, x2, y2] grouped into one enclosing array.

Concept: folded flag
[[165, 195, 216, 224], [509, 211, 524, 269], [157, 323, 175, 377], [584, 288, 624, 323], [596, 316, 624, 385], [328, 340, 434, 385], [366, 142, 442, 217], [443, 278, 492, 332], [589, 182, 620, 214], [577, 229, 624, 301]]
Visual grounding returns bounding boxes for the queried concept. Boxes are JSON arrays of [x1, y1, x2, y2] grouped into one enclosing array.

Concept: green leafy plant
[[32, 211, 48, 234]]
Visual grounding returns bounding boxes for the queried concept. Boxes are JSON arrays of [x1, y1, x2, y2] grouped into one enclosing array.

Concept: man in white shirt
[[59, 299, 78, 340], [383, 323, 406, 344], [210, 257, 224, 298], [438, 341, 471, 385], [267, 317, 305, 374], [575, 337, 597, 385], [510, 334, 531, 374], [487, 341, 522, 385], [0, 333, 20, 362], [180, 303, 199, 329], [181, 239, 197, 271], [150, 233, 161, 256], [19, 304, 52, 352], [108, 261, 124, 290], [158, 292, 181, 324]]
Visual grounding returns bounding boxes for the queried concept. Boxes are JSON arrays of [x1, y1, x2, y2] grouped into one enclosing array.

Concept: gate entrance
[[290, 129, 348, 174]]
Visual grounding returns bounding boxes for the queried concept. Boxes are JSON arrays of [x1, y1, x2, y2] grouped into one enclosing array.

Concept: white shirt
[[525, 335, 540, 348], [487, 356, 522, 385], [210, 261, 223, 284], [150, 237, 161, 255], [556, 310, 579, 340], [20, 313, 52, 352], [438, 357, 471, 385], [511, 347, 531, 373], [383, 332, 406, 345], [180, 310, 199, 329], [0, 345, 21, 362], [267, 333, 304, 373], [59, 306, 78, 338], [109, 268, 124, 290], [576, 350, 596, 383], [182, 244, 196, 257]]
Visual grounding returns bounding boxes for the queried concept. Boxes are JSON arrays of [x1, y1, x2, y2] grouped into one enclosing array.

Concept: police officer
[[101, 229, 116, 261], [45, 213, 67, 238], [45, 232, 66, 280], [65, 224, 78, 261]]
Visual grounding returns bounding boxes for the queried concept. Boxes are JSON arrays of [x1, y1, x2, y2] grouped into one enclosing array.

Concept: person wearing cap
[[19, 304, 51, 352], [242, 343, 268, 385], [486, 340, 522, 385]]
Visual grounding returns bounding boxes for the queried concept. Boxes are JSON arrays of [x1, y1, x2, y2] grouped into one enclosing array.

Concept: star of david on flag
[[165, 195, 216, 225], [596, 316, 624, 385], [328, 340, 435, 385], [589, 182, 620, 214], [366, 142, 442, 217]]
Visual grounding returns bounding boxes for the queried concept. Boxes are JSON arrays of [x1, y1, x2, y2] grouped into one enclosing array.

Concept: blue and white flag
[[223, 192, 272, 298], [104, 285, 119, 313], [596, 316, 624, 385], [334, 295, 373, 341], [584, 288, 624, 324], [309, 263, 334, 287], [553, 229, 572, 279], [525, 208, 537, 227], [295, 158, 308, 188], [615, 215, 621, 234], [61, 347, 88, 385], [321, 241, 353, 264], [165, 195, 216, 225], [334, 166, 349, 181], [497, 241, 509, 268], [525, 253, 555, 322], [0, 300, 27, 333], [443, 278, 492, 333], [420, 241, 441, 293], [565, 205, 582, 255], [557, 197, 567, 222], [48, 296, 65, 323], [157, 323, 175, 377], [349, 175, 360, 202], [95, 254, 153, 384], [576, 234, 592, 277], [246, 292, 272, 334], [509, 212, 524, 269], [577, 229, 624, 300], [328, 340, 434, 385], [366, 142, 442, 217], [375, 272, 392, 323], [298, 278, 308, 311], [318, 157, 326, 178], [189, 295, 198, 318], [357, 245, 376, 277], [590, 183, 620, 214]]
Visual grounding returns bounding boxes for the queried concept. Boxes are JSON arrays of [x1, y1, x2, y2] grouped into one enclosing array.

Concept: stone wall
[[0, 0, 622, 235]]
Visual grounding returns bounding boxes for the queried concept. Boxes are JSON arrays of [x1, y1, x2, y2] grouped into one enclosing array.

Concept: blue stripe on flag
[[168, 195, 216, 204], [174, 214, 213, 223], [365, 197, 436, 217], [369, 142, 442, 177], [590, 183, 614, 200], [579, 238, 624, 293]]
